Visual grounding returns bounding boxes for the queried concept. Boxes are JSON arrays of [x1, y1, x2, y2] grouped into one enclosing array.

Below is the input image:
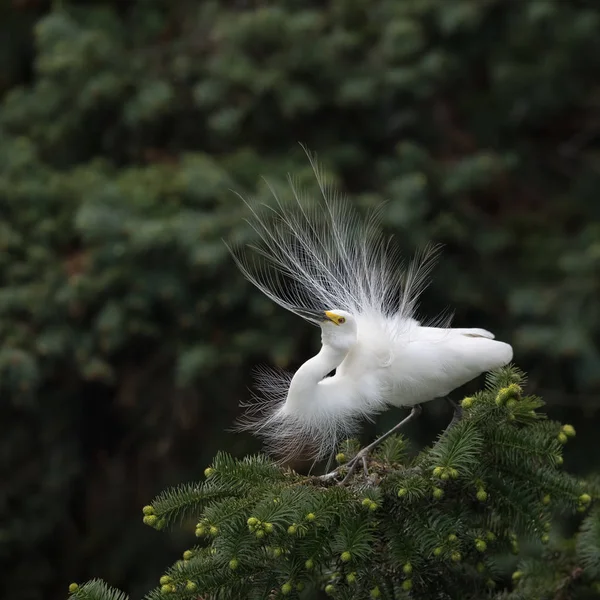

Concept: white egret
[[230, 152, 513, 482]]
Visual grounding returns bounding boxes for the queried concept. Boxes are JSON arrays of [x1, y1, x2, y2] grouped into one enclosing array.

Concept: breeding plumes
[[229, 151, 513, 480]]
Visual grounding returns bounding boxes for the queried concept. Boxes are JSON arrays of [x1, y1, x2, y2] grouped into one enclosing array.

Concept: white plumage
[[230, 151, 513, 466]]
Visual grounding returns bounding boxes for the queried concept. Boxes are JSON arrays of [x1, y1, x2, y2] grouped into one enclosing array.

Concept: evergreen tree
[[67, 366, 599, 599]]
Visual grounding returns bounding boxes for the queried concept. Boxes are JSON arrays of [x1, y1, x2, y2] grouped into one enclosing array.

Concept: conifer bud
[[579, 493, 591, 505], [159, 576, 172, 585], [229, 559, 239, 570], [562, 424, 576, 437], [486, 531, 496, 541], [402, 562, 412, 575], [142, 505, 154, 515], [273, 548, 283, 558], [557, 432, 568, 444], [305, 558, 314, 569], [255, 530, 265, 539], [486, 579, 496, 589], [433, 466, 443, 478], [341, 551, 351, 562], [185, 581, 196, 592], [287, 524, 297, 535], [433, 547, 442, 557], [495, 383, 521, 406], [281, 582, 293, 595], [512, 571, 522, 581], [451, 551, 461, 562], [209, 525, 218, 536], [306, 513, 316, 522], [195, 526, 204, 537], [335, 453, 347, 464], [370, 586, 381, 598], [204, 467, 214, 478], [346, 572, 357, 584], [461, 397, 474, 409], [476, 489, 488, 502], [398, 488, 407, 497], [441, 471, 450, 481], [432, 487, 444, 500], [296, 583, 305, 591], [448, 534, 457, 542], [449, 468, 459, 479], [541, 534, 549, 544], [143, 515, 157, 526], [69, 583, 79, 593], [155, 518, 165, 530], [183, 550, 194, 560], [247, 517, 259, 527], [402, 580, 413, 591], [475, 539, 487, 552], [361, 497, 372, 507], [325, 584, 335, 595], [264, 522, 274, 532], [160, 585, 173, 594], [542, 494, 551, 505]]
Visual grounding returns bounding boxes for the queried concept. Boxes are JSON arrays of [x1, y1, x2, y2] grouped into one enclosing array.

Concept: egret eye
[[338, 317, 346, 324]]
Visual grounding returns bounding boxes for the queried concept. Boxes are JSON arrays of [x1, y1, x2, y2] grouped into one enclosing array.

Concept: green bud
[[255, 530, 265, 539], [579, 493, 592, 505], [273, 547, 283, 558], [486, 531, 496, 541], [185, 581, 196, 592], [209, 525, 218, 536], [512, 571, 522, 581], [557, 432, 568, 444], [264, 522, 274, 533], [306, 513, 316, 522], [402, 580, 413, 591], [160, 585, 172, 595], [402, 562, 412, 575], [562, 424, 576, 437], [362, 497, 372, 507], [195, 527, 204, 537], [335, 453, 347, 464], [346, 572, 357, 584], [486, 579, 496, 589], [476, 489, 488, 502], [461, 397, 474, 409], [542, 494, 551, 505], [296, 582, 305, 592], [305, 558, 314, 569], [451, 551, 461, 562], [159, 576, 172, 586], [475, 539, 487, 552], [578, 504, 588, 512], [281, 582, 293, 595], [325, 584, 335, 596], [398, 488, 407, 497], [143, 515, 157, 526], [433, 547, 443, 557], [204, 467, 214, 478], [476, 562, 485, 573], [142, 505, 154, 516], [370, 586, 381, 598], [369, 500, 378, 511], [287, 525, 297, 535], [433, 466, 443, 477], [541, 534, 549, 544], [155, 518, 165, 530], [69, 583, 79, 593], [433, 487, 444, 500], [449, 468, 459, 479], [448, 534, 457, 542], [183, 550, 194, 560], [441, 471, 450, 480], [247, 517, 258, 527], [511, 541, 519, 555], [556, 455, 564, 466], [341, 551, 352, 562], [229, 558, 239, 570], [506, 399, 517, 409]]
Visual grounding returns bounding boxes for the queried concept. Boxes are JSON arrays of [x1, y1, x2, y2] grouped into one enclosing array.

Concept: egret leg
[[443, 397, 463, 433], [320, 405, 423, 484]]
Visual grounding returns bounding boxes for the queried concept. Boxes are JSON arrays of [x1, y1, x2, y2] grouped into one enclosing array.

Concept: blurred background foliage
[[1, 0, 600, 598]]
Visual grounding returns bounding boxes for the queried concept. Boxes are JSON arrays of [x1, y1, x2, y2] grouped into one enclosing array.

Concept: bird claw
[[319, 450, 370, 485]]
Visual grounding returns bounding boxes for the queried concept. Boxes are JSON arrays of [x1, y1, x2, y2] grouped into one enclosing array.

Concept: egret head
[[320, 309, 357, 351]]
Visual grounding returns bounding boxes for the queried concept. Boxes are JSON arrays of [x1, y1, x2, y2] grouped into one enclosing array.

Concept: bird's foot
[[319, 449, 370, 484]]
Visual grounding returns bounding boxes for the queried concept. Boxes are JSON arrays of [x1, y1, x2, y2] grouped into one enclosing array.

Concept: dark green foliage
[[68, 367, 598, 599], [3, 1, 600, 599]]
